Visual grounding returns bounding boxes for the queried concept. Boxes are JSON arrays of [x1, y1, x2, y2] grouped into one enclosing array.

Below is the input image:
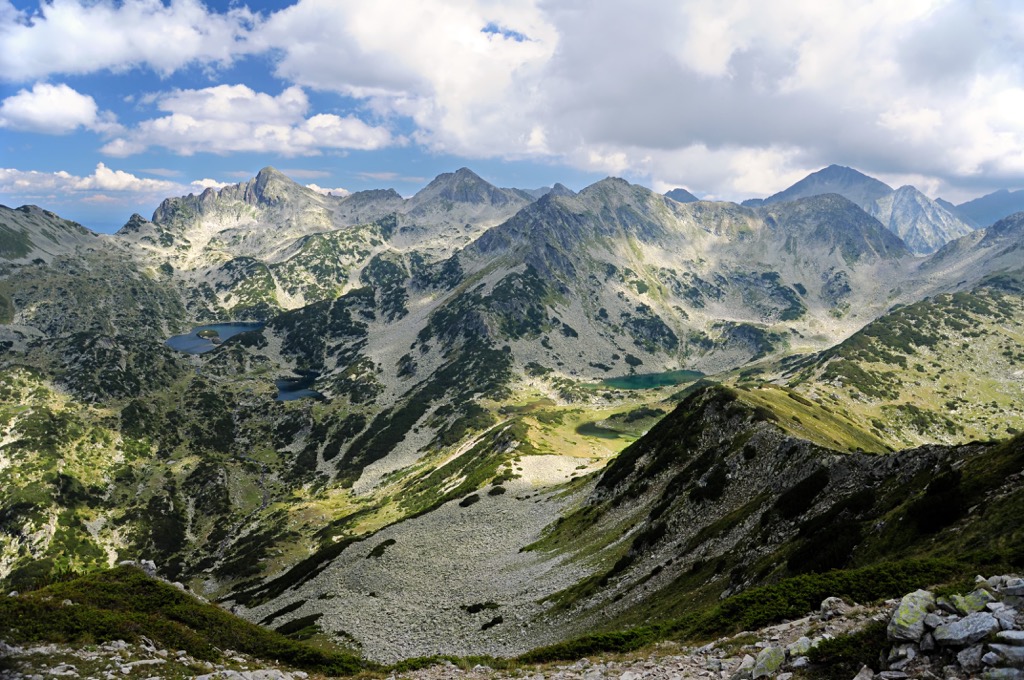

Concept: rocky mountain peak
[[982, 210, 1024, 243], [764, 164, 894, 210], [872, 185, 974, 254], [0, 204, 96, 261], [759, 193, 911, 262], [665, 187, 699, 203], [116, 213, 151, 235], [243, 166, 310, 206], [411, 167, 519, 206]]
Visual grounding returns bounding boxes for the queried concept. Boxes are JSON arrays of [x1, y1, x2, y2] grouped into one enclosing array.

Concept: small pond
[[165, 322, 264, 354], [165, 323, 324, 402], [575, 421, 626, 439], [275, 371, 325, 402], [600, 369, 704, 390]]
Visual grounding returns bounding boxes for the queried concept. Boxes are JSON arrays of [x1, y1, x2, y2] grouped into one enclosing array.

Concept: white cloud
[[3, 0, 1024, 201], [248, 0, 1024, 199], [256, 0, 557, 158], [190, 178, 233, 192], [101, 84, 397, 157], [306, 183, 350, 196], [0, 164, 184, 200], [0, 0, 258, 80], [0, 82, 105, 134], [71, 163, 178, 192]]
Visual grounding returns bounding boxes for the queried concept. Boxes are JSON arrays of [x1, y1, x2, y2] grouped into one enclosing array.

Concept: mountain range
[[1, 164, 1023, 665]]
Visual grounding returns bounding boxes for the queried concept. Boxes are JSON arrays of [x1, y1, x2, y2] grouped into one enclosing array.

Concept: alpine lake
[[165, 323, 325, 401]]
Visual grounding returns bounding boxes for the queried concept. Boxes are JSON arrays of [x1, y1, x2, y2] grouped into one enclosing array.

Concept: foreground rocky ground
[[3, 575, 1023, 680]]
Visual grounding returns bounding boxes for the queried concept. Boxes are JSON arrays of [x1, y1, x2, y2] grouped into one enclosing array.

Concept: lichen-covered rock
[[752, 645, 784, 679], [951, 589, 996, 615], [934, 611, 1000, 646], [888, 589, 936, 642], [786, 636, 812, 657]]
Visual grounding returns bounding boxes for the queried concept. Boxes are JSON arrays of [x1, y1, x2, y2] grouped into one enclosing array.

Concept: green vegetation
[[0, 224, 34, 259], [0, 566, 368, 675], [781, 276, 1024, 447], [806, 621, 888, 677], [518, 559, 962, 663]]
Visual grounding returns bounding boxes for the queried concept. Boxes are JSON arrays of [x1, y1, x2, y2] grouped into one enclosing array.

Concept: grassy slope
[[0, 566, 369, 675], [775, 274, 1024, 448]]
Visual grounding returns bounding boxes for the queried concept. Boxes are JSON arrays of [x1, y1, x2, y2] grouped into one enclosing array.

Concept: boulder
[[997, 631, 1024, 646], [731, 653, 755, 680], [996, 609, 1018, 630], [888, 590, 936, 642], [752, 645, 784, 679], [1001, 579, 1024, 597], [988, 644, 1024, 667], [820, 596, 848, 621], [785, 636, 812, 657], [886, 643, 916, 670], [951, 589, 997, 615], [958, 644, 986, 673], [852, 666, 875, 680], [934, 612, 1000, 646]]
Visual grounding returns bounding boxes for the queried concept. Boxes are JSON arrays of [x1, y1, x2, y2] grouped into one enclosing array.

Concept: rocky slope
[[0, 204, 99, 264], [754, 165, 975, 254]]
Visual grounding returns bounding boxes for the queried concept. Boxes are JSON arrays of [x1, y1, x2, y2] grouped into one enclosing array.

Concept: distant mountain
[[113, 166, 538, 313], [763, 164, 893, 210], [407, 167, 532, 208], [759, 165, 974, 254], [665, 188, 699, 203], [0, 204, 98, 262], [951, 189, 1024, 228], [871, 185, 974, 254]]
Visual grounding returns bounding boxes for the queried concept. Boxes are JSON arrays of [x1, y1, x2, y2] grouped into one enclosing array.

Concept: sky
[[2, 0, 1024, 232]]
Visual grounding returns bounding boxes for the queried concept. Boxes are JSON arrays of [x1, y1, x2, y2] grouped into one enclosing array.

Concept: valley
[[1, 165, 1023, 670]]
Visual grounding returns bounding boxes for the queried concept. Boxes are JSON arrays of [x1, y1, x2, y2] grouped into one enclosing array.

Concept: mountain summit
[[409, 167, 531, 208], [872, 185, 974, 254], [758, 165, 974, 254], [763, 165, 893, 210]]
